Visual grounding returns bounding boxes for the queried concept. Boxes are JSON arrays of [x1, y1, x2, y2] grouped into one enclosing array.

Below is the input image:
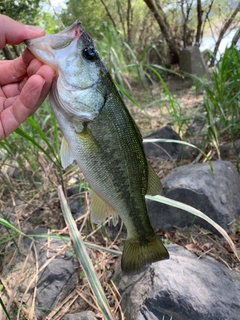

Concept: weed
[[193, 44, 240, 153]]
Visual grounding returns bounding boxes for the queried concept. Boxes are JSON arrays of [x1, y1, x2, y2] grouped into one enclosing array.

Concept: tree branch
[[210, 3, 240, 66], [100, 0, 117, 29]]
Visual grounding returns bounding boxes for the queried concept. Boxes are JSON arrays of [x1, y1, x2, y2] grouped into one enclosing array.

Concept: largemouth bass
[[25, 20, 169, 274]]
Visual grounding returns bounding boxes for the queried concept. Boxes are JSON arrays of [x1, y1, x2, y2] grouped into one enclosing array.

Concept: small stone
[[65, 310, 98, 320]]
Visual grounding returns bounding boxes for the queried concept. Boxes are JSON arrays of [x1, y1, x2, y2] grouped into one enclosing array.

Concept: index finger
[[0, 14, 46, 49], [0, 50, 41, 86]]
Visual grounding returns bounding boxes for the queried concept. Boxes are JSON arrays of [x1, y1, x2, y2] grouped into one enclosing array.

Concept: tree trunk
[[127, 0, 133, 44], [143, 0, 180, 64], [116, 0, 126, 38], [181, 0, 194, 48], [210, 3, 240, 66], [195, 0, 203, 46]]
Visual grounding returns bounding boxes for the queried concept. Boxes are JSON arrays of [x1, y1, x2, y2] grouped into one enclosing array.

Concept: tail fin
[[121, 236, 169, 275]]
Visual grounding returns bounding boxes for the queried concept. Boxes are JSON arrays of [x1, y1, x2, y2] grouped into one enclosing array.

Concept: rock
[[65, 311, 98, 320], [219, 139, 240, 160], [180, 46, 208, 76], [147, 160, 240, 232], [66, 185, 85, 218], [144, 126, 183, 159], [144, 126, 196, 160], [119, 244, 240, 320], [24, 228, 79, 319], [185, 113, 206, 137]]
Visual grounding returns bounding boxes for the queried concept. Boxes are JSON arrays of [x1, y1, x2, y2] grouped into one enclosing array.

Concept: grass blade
[[146, 194, 240, 260], [0, 218, 24, 235], [58, 186, 114, 320], [0, 297, 11, 320], [27, 233, 122, 256], [14, 128, 56, 165], [143, 138, 213, 170]]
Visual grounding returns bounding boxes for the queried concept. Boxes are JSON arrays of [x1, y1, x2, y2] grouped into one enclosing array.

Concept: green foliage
[[96, 22, 129, 86], [61, 0, 106, 36], [195, 44, 240, 147], [0, 100, 63, 203], [0, 0, 41, 25], [36, 11, 62, 34]]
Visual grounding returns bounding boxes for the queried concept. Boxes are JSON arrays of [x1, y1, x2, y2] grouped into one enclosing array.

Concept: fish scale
[[25, 20, 169, 274]]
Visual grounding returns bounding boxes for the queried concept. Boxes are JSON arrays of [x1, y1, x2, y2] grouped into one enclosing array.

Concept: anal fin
[[90, 190, 119, 226]]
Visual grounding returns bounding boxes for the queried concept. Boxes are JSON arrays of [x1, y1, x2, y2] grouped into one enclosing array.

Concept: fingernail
[[25, 25, 45, 35]]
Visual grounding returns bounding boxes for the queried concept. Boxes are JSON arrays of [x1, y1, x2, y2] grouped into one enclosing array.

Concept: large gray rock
[[180, 46, 208, 76], [147, 160, 240, 232], [24, 228, 79, 319], [119, 244, 240, 320]]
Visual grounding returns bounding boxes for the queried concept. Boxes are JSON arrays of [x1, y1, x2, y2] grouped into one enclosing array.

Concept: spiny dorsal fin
[[90, 190, 119, 226], [60, 137, 75, 169], [146, 162, 162, 195]]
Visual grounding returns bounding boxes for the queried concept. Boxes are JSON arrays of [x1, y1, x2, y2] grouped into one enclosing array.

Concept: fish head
[[25, 20, 108, 120], [25, 20, 104, 79]]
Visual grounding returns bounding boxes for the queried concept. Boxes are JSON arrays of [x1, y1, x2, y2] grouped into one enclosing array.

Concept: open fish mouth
[[24, 20, 85, 69]]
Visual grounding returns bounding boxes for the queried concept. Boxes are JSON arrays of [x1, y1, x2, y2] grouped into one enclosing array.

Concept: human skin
[[0, 14, 55, 140]]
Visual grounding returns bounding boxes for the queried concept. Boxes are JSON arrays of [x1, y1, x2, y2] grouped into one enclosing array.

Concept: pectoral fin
[[90, 190, 119, 226], [60, 137, 75, 169], [146, 163, 162, 195]]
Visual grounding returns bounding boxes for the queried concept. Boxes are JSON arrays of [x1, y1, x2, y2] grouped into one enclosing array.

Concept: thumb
[[0, 14, 45, 49]]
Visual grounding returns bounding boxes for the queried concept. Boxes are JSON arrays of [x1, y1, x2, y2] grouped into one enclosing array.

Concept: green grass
[[193, 44, 240, 151]]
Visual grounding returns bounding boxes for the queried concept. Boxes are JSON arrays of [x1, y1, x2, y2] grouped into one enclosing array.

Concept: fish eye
[[83, 47, 97, 61]]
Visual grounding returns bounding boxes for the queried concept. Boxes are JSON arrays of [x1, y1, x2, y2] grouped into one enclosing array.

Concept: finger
[[1, 83, 20, 98], [27, 59, 45, 77], [0, 96, 18, 111], [34, 65, 55, 108], [0, 59, 45, 96], [0, 74, 45, 140], [0, 57, 26, 85], [0, 55, 43, 86], [0, 64, 55, 140], [0, 14, 45, 49]]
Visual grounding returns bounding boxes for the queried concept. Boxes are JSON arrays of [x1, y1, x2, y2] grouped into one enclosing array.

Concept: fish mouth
[[58, 20, 84, 37], [24, 20, 84, 68]]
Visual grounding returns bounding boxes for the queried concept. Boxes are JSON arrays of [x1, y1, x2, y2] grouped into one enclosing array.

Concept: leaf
[[58, 186, 114, 320], [146, 195, 240, 261]]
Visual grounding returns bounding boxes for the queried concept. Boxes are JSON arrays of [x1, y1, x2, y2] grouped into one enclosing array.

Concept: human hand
[[0, 14, 55, 140]]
